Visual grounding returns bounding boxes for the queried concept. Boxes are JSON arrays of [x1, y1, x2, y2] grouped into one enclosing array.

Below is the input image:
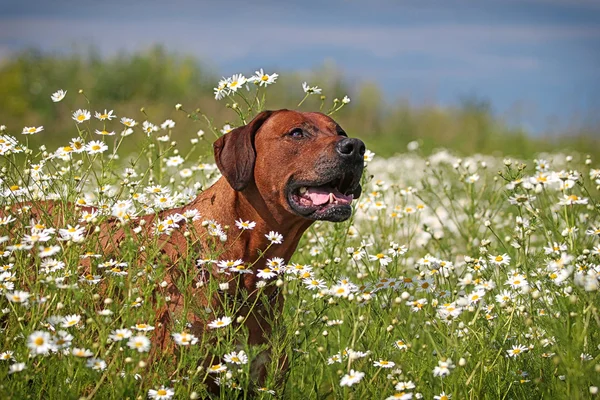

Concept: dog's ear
[[213, 111, 273, 191]]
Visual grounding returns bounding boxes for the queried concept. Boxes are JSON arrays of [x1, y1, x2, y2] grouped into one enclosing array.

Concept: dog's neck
[[191, 178, 312, 289]]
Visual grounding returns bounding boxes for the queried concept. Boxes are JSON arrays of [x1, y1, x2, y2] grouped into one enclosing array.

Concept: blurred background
[[0, 0, 599, 158]]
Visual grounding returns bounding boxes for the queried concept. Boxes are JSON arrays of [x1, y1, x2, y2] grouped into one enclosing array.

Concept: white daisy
[[72, 109, 91, 123], [127, 335, 151, 352], [208, 316, 232, 329], [27, 331, 55, 355], [51, 89, 67, 102]]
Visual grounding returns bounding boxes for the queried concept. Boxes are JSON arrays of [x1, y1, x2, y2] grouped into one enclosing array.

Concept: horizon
[[1, 0, 599, 135]]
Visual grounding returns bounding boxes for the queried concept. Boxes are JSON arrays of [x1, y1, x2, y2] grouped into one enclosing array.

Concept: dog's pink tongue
[[306, 187, 331, 205], [306, 187, 353, 205]]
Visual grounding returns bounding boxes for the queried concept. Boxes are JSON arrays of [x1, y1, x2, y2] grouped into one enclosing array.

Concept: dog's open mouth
[[287, 173, 360, 221], [295, 185, 353, 207]]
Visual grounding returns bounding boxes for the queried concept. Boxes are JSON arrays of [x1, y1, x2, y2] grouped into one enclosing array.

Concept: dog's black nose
[[336, 138, 366, 160]]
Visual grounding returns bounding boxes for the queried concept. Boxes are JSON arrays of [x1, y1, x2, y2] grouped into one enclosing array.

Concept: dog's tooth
[[299, 187, 307, 195], [329, 193, 334, 203]]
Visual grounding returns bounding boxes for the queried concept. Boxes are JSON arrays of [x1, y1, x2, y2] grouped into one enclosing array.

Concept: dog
[[8, 109, 365, 393], [151, 109, 364, 391]]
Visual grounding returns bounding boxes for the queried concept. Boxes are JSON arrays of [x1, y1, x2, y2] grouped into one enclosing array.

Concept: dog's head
[[213, 110, 365, 222]]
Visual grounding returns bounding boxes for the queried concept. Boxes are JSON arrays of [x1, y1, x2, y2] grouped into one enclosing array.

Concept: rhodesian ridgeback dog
[[8, 109, 365, 394], [151, 109, 365, 392]]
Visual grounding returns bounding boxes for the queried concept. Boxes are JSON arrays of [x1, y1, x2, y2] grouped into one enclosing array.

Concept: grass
[[0, 73, 599, 399]]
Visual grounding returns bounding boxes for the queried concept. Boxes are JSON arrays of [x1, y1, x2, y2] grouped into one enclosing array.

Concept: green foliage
[[0, 61, 599, 400], [1, 46, 598, 160]]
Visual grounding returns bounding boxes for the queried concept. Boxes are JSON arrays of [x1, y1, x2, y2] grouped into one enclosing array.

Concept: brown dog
[[150, 109, 364, 390], [10, 109, 365, 393]]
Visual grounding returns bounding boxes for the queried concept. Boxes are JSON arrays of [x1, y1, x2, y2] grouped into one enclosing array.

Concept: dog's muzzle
[[286, 137, 366, 222]]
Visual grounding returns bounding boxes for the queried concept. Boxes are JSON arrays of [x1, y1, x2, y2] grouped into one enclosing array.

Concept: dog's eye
[[288, 128, 305, 139]]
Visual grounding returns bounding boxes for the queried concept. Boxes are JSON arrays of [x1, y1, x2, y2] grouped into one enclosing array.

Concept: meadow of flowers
[[0, 71, 599, 399]]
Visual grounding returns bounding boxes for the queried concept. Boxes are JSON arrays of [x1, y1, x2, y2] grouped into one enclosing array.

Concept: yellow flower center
[[495, 256, 503, 262], [157, 389, 167, 396], [34, 337, 44, 346], [77, 115, 85, 121]]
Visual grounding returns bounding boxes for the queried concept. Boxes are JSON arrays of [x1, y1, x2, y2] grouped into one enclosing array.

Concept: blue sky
[[1, 0, 599, 134]]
